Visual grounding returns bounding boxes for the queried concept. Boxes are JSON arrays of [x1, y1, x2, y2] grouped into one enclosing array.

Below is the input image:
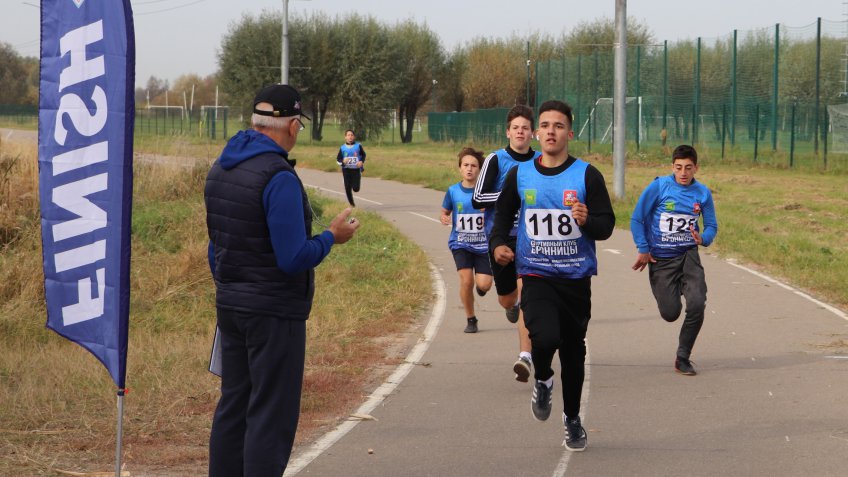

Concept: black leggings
[[342, 168, 361, 206], [521, 275, 591, 420]]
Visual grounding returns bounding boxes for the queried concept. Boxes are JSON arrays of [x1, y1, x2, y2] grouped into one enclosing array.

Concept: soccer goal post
[[577, 96, 644, 144], [826, 103, 848, 153]]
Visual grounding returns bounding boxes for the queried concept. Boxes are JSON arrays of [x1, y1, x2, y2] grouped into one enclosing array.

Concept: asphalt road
[[288, 167, 848, 477]]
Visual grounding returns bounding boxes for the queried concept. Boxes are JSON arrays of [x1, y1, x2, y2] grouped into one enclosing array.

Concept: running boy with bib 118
[[491, 100, 615, 452]]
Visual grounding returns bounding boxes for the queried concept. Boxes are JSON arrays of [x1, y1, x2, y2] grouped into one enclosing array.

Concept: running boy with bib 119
[[441, 147, 493, 333]]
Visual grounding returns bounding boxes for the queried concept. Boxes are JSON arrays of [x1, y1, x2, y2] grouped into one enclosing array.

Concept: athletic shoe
[[475, 286, 487, 297], [464, 317, 478, 334], [563, 415, 588, 452], [505, 304, 520, 324], [531, 380, 553, 421], [675, 357, 697, 376], [513, 356, 532, 383]]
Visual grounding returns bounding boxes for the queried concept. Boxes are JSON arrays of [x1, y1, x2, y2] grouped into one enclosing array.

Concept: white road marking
[[603, 249, 622, 255], [725, 259, 847, 322], [284, 263, 447, 476], [303, 183, 383, 205], [553, 344, 591, 477], [407, 211, 441, 224]]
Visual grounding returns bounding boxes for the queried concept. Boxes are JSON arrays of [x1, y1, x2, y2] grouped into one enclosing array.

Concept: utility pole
[[613, 0, 627, 200], [281, 0, 289, 84]]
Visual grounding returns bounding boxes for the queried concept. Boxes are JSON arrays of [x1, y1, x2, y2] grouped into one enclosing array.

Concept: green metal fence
[[428, 108, 511, 143], [0, 105, 231, 141], [533, 18, 847, 167]]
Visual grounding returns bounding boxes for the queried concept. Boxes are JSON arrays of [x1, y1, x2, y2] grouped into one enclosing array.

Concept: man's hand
[[329, 208, 359, 245], [690, 224, 703, 245], [571, 200, 588, 226], [493, 245, 515, 266], [631, 252, 656, 272]]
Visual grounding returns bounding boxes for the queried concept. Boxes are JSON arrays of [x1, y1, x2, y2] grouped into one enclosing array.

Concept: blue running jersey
[[515, 159, 598, 278], [482, 148, 542, 237], [339, 143, 363, 169], [631, 175, 717, 258], [443, 183, 487, 253]]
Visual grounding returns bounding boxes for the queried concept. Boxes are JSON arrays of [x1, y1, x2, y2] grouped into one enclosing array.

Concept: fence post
[[772, 23, 780, 151], [576, 55, 582, 131], [754, 103, 760, 162], [635, 45, 642, 151], [814, 17, 822, 154], [588, 105, 593, 153], [721, 104, 727, 159], [790, 101, 796, 167], [731, 30, 738, 146], [823, 107, 828, 169], [663, 40, 668, 132], [695, 37, 701, 145]]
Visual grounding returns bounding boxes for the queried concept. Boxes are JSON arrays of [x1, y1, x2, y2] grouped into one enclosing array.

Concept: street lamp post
[[432, 79, 438, 112]]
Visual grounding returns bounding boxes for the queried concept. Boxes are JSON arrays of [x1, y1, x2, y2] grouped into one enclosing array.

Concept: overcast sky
[[3, 0, 846, 86]]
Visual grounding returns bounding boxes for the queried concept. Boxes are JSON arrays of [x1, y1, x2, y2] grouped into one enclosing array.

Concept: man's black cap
[[253, 84, 311, 120]]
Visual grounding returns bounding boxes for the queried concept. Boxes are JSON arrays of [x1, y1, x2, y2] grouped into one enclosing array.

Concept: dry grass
[[0, 141, 430, 476]]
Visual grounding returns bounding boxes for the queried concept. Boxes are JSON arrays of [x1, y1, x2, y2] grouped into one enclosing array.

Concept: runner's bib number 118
[[524, 209, 582, 240]]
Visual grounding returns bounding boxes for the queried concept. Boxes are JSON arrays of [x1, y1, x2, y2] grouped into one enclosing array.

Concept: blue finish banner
[[38, 0, 135, 389]]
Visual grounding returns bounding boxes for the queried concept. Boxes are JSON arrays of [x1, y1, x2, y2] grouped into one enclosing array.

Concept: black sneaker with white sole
[[563, 415, 587, 451], [464, 317, 478, 333], [513, 356, 531, 383], [531, 380, 553, 421]]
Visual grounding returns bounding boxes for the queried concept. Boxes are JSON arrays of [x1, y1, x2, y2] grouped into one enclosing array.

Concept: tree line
[[1, 15, 843, 143]]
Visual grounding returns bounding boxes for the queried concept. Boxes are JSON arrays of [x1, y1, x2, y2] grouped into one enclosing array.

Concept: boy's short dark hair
[[538, 100, 574, 128], [457, 147, 485, 167], [344, 129, 355, 136], [672, 144, 698, 165], [506, 105, 535, 130]]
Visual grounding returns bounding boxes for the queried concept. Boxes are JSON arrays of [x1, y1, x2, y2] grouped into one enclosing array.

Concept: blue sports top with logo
[[442, 183, 488, 254], [473, 147, 541, 237], [338, 143, 365, 169], [631, 175, 717, 259], [515, 158, 597, 279]]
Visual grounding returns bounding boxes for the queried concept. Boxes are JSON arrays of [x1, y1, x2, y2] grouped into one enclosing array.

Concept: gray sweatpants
[[648, 247, 707, 360]]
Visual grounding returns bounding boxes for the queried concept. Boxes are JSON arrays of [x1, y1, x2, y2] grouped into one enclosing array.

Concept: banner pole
[[115, 388, 125, 477]]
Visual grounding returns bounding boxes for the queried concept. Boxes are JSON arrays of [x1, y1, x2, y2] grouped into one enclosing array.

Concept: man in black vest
[[205, 84, 359, 477]]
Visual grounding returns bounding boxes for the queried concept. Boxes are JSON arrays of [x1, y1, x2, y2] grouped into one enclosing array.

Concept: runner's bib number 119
[[455, 213, 484, 233]]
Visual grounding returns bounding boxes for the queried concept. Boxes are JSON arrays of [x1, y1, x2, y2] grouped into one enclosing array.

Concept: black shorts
[[489, 236, 518, 296], [451, 248, 492, 274]]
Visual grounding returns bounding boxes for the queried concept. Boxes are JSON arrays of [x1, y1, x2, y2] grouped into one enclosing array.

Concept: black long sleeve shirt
[[471, 146, 538, 210], [490, 155, 616, 253]]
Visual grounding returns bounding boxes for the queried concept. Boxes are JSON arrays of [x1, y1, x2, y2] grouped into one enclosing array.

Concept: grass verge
[[0, 142, 430, 476]]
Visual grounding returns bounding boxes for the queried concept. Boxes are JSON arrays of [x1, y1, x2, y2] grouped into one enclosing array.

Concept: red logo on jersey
[[563, 190, 578, 207], [693, 202, 701, 215]]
